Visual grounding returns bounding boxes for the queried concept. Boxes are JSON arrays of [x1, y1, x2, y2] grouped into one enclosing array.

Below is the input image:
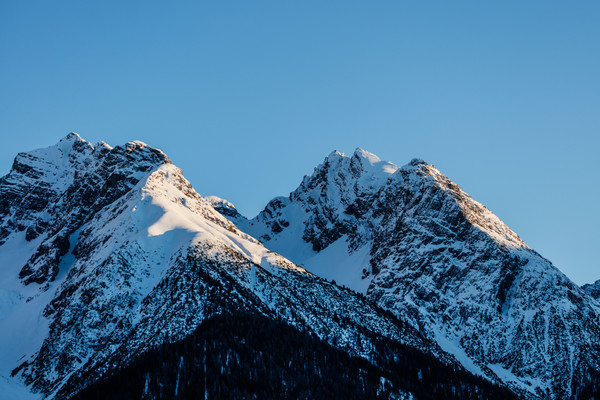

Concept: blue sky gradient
[[1, 1, 598, 284]]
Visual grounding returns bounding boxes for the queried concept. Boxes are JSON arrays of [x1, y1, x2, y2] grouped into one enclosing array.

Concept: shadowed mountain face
[[1, 135, 508, 400], [582, 280, 600, 300], [217, 148, 600, 399]]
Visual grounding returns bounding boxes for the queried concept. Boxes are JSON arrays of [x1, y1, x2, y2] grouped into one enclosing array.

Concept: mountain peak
[[396, 158, 430, 175], [123, 140, 171, 164], [408, 157, 427, 166], [53, 130, 91, 148], [0, 134, 174, 284], [352, 147, 382, 163], [320, 148, 399, 180], [206, 196, 246, 223], [53, 134, 170, 164], [324, 149, 345, 161], [54, 132, 93, 152], [95, 141, 113, 150], [58, 131, 86, 143], [60, 131, 81, 140], [126, 140, 149, 150], [392, 157, 527, 250]]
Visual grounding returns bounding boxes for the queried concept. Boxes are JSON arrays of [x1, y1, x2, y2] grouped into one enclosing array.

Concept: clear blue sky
[[1, 1, 598, 285]]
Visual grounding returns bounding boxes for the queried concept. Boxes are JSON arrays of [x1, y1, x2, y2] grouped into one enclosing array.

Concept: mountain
[[222, 148, 600, 399], [0, 135, 517, 399], [582, 280, 600, 300]]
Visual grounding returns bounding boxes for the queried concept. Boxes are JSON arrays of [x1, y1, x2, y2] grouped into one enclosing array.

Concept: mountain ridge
[[1, 136, 598, 399], [0, 135, 505, 399]]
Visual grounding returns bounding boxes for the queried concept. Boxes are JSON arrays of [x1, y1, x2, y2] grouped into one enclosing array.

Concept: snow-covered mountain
[[219, 148, 600, 399], [1, 135, 516, 399]]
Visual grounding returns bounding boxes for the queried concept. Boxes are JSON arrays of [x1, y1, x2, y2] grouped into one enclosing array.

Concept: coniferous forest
[[72, 312, 519, 400]]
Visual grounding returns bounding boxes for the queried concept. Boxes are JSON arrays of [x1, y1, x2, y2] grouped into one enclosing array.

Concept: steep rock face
[[232, 149, 600, 399], [231, 149, 398, 291], [0, 137, 446, 399], [582, 280, 600, 300]]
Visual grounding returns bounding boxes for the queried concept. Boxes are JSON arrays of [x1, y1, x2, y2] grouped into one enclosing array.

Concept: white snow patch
[[488, 363, 544, 395], [302, 238, 373, 293], [432, 329, 487, 378]]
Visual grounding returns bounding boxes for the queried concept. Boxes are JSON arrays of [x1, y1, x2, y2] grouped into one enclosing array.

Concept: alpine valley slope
[[0, 134, 518, 399], [212, 148, 600, 399]]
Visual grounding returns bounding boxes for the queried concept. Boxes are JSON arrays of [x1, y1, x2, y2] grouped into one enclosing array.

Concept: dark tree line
[[571, 364, 600, 400], [71, 312, 520, 400]]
